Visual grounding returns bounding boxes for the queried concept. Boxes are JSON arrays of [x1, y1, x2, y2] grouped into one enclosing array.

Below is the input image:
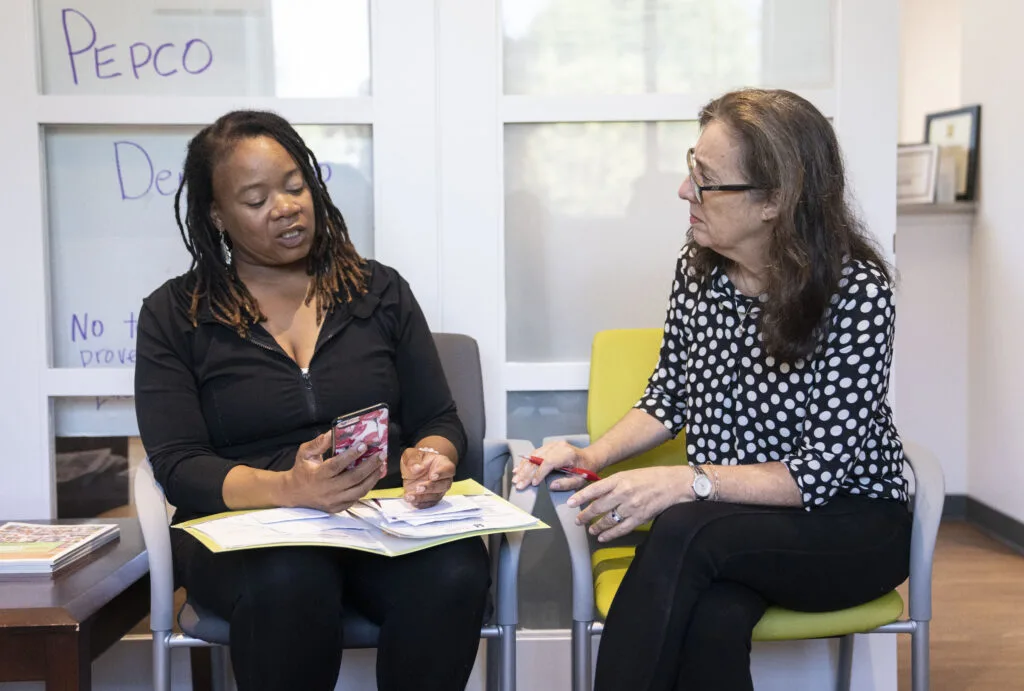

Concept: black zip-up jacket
[[134, 260, 467, 523]]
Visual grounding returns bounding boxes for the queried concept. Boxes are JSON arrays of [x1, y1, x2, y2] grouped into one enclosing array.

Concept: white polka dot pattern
[[635, 245, 908, 510]]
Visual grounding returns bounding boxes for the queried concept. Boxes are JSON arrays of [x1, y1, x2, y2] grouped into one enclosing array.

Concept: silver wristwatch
[[691, 464, 714, 501]]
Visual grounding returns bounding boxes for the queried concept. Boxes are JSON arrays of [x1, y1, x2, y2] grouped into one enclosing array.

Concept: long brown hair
[[690, 89, 891, 361], [174, 110, 367, 336]]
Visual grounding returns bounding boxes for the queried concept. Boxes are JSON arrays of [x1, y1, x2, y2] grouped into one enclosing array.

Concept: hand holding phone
[[331, 403, 389, 470], [286, 432, 384, 513]]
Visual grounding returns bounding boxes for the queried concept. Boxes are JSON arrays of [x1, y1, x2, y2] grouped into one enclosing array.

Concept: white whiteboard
[[47, 125, 374, 436], [55, 396, 138, 437], [37, 0, 370, 96]]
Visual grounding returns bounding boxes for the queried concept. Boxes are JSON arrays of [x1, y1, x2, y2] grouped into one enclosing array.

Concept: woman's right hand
[[511, 439, 600, 492], [282, 431, 387, 513]]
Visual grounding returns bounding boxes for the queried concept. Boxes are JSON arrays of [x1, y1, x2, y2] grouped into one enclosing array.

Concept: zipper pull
[[301, 368, 313, 388]]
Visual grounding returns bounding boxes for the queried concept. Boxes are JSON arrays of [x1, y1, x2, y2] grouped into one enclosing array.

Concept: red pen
[[521, 455, 601, 483]]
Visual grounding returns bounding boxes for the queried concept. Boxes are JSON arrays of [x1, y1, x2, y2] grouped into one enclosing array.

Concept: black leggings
[[594, 495, 911, 691], [173, 533, 490, 691]]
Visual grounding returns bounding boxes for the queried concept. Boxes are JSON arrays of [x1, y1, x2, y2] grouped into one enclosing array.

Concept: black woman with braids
[[134, 111, 487, 691]]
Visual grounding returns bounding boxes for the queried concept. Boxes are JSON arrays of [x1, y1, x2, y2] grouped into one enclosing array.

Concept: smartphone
[[330, 403, 389, 469]]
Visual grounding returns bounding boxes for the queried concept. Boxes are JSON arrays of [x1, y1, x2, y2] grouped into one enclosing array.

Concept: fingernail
[[598, 535, 608, 543], [431, 473, 439, 481], [567, 499, 577, 507], [589, 526, 597, 535], [357, 443, 367, 453], [574, 518, 581, 526], [405, 494, 414, 502], [412, 464, 421, 473], [417, 485, 426, 493]]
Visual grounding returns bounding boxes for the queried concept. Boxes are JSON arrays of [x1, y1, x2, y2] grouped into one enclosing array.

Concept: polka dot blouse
[[636, 244, 908, 509]]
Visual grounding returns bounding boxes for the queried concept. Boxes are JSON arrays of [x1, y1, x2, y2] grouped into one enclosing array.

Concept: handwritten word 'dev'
[[61, 8, 213, 86], [115, 140, 335, 201], [114, 141, 182, 200]]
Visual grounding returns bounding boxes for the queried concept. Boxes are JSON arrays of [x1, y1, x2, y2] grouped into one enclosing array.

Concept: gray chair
[[547, 434, 944, 691], [135, 332, 538, 691]]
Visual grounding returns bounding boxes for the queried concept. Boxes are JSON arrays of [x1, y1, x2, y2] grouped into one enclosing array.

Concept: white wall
[[899, 0, 963, 143], [961, 2, 1024, 524], [895, 0, 972, 496], [894, 209, 972, 495]]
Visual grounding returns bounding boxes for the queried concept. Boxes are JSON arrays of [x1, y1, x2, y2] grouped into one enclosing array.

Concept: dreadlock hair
[[173, 110, 367, 336], [689, 89, 892, 362]]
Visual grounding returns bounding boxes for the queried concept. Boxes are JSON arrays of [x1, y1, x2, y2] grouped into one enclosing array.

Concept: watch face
[[694, 474, 713, 498]]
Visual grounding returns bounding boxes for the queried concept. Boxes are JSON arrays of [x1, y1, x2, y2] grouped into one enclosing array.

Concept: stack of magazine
[[179, 479, 545, 557], [0, 522, 120, 575]]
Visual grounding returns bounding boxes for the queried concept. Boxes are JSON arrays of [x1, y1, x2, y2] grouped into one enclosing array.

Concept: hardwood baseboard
[[964, 497, 1024, 555], [942, 494, 968, 519]]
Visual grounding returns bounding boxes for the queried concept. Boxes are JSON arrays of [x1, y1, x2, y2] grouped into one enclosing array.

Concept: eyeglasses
[[686, 148, 761, 205]]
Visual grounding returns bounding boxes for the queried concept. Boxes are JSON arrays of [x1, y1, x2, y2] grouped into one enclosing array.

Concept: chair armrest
[[542, 433, 591, 447], [485, 438, 541, 627], [133, 458, 177, 632], [541, 434, 598, 622], [550, 486, 598, 623], [900, 442, 946, 622]]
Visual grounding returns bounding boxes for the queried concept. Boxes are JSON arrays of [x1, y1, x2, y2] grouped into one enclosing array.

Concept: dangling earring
[[219, 231, 233, 265]]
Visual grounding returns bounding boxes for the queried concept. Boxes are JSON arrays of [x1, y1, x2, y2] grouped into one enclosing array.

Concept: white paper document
[[190, 511, 382, 551], [252, 507, 330, 524], [349, 494, 538, 539], [365, 495, 484, 526], [177, 480, 546, 557]]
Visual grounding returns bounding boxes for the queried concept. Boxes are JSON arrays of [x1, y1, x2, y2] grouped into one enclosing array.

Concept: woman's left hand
[[400, 447, 456, 509], [568, 466, 695, 542]]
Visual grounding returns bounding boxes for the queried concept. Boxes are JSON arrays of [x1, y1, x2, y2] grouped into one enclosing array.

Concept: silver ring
[[609, 509, 624, 524]]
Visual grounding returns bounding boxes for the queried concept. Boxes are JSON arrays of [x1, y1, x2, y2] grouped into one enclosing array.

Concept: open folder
[[176, 479, 547, 558]]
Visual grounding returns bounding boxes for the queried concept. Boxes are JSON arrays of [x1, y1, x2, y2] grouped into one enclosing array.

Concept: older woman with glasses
[[514, 88, 911, 691]]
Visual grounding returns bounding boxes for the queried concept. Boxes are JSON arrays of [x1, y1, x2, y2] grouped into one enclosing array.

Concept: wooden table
[[0, 517, 150, 690]]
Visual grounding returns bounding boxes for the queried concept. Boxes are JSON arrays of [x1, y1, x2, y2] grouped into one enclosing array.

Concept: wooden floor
[[898, 521, 1024, 690]]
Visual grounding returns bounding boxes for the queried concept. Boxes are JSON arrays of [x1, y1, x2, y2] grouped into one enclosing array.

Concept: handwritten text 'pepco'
[[61, 8, 214, 85]]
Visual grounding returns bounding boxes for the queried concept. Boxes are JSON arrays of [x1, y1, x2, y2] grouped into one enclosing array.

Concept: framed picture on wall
[[924, 105, 981, 201], [897, 143, 939, 204]]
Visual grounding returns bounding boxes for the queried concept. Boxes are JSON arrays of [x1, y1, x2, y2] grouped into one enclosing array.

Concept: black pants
[[594, 495, 911, 691], [173, 532, 490, 691]]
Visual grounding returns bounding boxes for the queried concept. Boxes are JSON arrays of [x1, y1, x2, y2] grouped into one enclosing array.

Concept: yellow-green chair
[[546, 329, 943, 691]]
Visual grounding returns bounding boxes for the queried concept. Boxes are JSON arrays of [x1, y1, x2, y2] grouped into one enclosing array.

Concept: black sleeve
[[391, 275, 468, 463], [134, 301, 293, 515]]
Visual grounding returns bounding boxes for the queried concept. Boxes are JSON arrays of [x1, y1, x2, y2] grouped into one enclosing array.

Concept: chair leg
[[835, 634, 854, 691], [912, 621, 930, 691], [153, 632, 172, 691], [210, 646, 230, 691], [572, 620, 593, 691], [499, 624, 516, 691]]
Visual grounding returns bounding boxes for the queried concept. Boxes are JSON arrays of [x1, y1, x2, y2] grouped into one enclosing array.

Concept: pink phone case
[[332, 403, 389, 469]]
